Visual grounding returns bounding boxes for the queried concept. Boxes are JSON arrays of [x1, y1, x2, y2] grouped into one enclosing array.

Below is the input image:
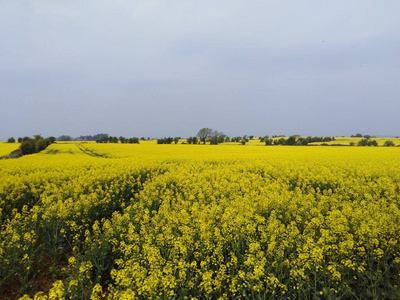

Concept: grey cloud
[[1, 0, 400, 139]]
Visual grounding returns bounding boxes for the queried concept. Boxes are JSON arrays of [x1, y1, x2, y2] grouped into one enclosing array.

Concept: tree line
[[20, 135, 56, 155], [5, 130, 398, 149], [259, 135, 335, 146], [157, 137, 181, 144], [355, 138, 395, 147], [2, 135, 56, 158], [96, 136, 140, 144]]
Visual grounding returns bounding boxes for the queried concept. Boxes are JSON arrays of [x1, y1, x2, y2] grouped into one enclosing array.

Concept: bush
[[7, 137, 15, 143], [358, 139, 378, 147], [8, 150, 23, 158], [19, 136, 55, 155], [369, 140, 378, 147], [210, 136, 219, 145], [358, 139, 368, 146], [384, 140, 395, 147], [157, 137, 173, 144], [130, 138, 139, 144], [20, 139, 37, 155], [286, 136, 297, 145], [278, 138, 286, 145], [265, 138, 273, 145], [187, 137, 199, 144], [36, 139, 47, 152]]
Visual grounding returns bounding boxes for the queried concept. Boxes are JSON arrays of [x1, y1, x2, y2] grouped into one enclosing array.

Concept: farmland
[[308, 137, 400, 146], [1, 141, 400, 299], [0, 142, 20, 157]]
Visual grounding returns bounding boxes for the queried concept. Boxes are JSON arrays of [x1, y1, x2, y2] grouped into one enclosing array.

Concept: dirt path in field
[[75, 143, 111, 158]]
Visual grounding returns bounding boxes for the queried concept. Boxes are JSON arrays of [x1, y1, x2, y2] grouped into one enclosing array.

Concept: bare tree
[[197, 128, 213, 144]]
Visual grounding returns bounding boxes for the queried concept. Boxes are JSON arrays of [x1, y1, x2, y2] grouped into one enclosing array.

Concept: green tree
[[358, 139, 378, 146], [358, 139, 368, 146], [20, 138, 37, 155], [265, 138, 273, 145], [99, 136, 109, 143], [278, 138, 286, 145], [286, 136, 297, 145], [7, 137, 15, 143], [44, 138, 51, 147], [36, 139, 47, 152], [57, 135, 72, 141], [210, 136, 219, 145], [369, 140, 378, 147], [384, 140, 395, 147], [34, 134, 43, 141]]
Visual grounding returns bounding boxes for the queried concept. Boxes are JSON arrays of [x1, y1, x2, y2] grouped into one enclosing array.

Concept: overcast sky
[[1, 1, 399, 139]]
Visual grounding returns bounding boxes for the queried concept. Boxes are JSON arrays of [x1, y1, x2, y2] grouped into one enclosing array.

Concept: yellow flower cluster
[[0, 142, 399, 299], [0, 142, 20, 157]]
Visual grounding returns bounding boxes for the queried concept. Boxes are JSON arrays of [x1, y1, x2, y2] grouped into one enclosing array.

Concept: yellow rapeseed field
[[309, 137, 400, 146], [0, 142, 20, 157], [1, 142, 400, 299]]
